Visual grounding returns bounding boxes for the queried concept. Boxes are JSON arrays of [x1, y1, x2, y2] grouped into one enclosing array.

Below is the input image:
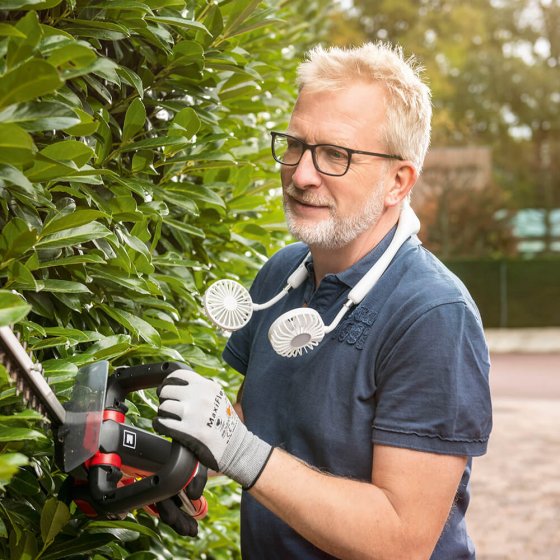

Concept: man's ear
[[384, 161, 417, 207]]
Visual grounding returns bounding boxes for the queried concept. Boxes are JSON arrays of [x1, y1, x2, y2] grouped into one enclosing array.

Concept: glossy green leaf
[[143, 0, 185, 7], [117, 135, 189, 152], [123, 98, 146, 143], [164, 218, 205, 238], [169, 107, 200, 139], [0, 454, 28, 488], [90, 58, 121, 86], [40, 534, 115, 560], [24, 154, 78, 182], [125, 553, 159, 560], [131, 150, 156, 173], [42, 209, 108, 236], [0, 165, 34, 201], [221, 0, 262, 36], [201, 4, 224, 38], [64, 107, 99, 136], [86, 519, 161, 540], [99, 304, 161, 345], [47, 42, 96, 68], [0, 23, 26, 38], [9, 530, 38, 560], [8, 468, 41, 496], [142, 312, 179, 335], [36, 279, 91, 293], [0, 60, 63, 110], [88, 1, 154, 13], [145, 15, 210, 35], [85, 334, 134, 361], [37, 222, 112, 249], [175, 183, 226, 208], [171, 40, 204, 65], [232, 222, 269, 240], [29, 0, 64, 8], [62, 20, 130, 41], [0, 217, 38, 260], [40, 498, 70, 546], [116, 66, 144, 98], [0, 101, 80, 132], [0, 427, 48, 442], [7, 262, 38, 292], [10, 0, 63, 8], [88, 267, 156, 294], [0, 123, 35, 165], [116, 227, 151, 259], [9, 11, 41, 59], [0, 410, 43, 422], [0, 291, 31, 326], [40, 139, 94, 166], [35, 254, 105, 269]]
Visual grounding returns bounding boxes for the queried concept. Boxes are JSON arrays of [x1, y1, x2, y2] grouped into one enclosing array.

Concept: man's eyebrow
[[283, 132, 354, 147]]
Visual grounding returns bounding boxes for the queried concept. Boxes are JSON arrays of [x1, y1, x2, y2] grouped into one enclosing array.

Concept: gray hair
[[296, 42, 432, 173]]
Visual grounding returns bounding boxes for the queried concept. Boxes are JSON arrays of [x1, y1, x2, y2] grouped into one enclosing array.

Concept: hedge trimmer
[[0, 325, 207, 535]]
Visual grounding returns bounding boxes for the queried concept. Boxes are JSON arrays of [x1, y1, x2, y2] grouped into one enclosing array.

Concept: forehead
[[288, 81, 388, 146]]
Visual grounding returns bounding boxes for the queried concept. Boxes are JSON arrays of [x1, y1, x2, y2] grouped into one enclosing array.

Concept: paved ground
[[466, 350, 560, 559]]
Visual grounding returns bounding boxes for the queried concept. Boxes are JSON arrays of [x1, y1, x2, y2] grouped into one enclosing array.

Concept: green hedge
[[0, 1, 329, 558], [445, 258, 560, 328]]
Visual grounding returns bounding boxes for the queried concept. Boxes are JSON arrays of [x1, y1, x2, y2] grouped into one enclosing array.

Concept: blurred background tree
[[329, 0, 560, 257]]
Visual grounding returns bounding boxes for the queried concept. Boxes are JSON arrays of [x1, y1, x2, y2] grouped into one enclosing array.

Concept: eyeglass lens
[[272, 135, 350, 176]]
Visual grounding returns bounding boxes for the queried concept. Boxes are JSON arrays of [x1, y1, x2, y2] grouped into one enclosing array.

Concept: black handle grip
[[105, 362, 188, 410], [88, 441, 198, 514], [81, 361, 199, 516]]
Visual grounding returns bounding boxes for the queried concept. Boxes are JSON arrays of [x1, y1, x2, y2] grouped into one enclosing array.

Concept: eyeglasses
[[270, 131, 403, 177]]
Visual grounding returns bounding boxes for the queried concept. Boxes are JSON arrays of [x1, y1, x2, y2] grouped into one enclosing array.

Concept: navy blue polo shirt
[[223, 230, 492, 560]]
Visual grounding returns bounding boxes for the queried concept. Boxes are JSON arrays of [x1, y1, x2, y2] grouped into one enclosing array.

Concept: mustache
[[284, 183, 334, 208]]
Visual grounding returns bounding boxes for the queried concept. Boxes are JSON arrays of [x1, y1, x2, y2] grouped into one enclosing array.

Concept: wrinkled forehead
[[289, 82, 389, 146]]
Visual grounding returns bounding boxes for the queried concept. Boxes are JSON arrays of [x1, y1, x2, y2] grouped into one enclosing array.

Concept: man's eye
[[286, 138, 301, 150], [324, 147, 347, 161]]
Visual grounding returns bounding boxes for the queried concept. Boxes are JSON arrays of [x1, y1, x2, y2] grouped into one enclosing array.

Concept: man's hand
[[153, 367, 272, 489], [155, 463, 208, 537]]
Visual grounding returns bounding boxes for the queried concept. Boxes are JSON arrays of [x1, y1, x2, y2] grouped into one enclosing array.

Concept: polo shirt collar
[[304, 225, 399, 290]]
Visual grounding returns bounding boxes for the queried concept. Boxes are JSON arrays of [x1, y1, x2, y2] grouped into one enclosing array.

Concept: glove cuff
[[220, 423, 272, 489]]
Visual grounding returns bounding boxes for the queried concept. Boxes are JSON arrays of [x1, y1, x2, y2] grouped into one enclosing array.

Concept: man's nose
[[291, 148, 321, 188]]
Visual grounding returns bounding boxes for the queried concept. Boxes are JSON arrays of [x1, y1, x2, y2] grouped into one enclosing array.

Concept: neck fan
[[203, 202, 420, 357], [268, 202, 420, 357], [203, 254, 311, 331]]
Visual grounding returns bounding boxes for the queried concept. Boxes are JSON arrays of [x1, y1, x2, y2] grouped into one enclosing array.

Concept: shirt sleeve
[[372, 300, 492, 457], [223, 328, 251, 375]]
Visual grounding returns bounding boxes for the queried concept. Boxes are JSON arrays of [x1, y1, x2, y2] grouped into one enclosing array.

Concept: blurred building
[[416, 146, 559, 256], [415, 146, 493, 203], [509, 209, 560, 254]]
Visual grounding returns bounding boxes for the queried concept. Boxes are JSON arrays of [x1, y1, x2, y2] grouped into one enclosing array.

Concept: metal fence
[[444, 258, 560, 328]]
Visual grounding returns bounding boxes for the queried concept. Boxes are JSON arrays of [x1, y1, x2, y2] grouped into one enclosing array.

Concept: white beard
[[283, 180, 386, 250]]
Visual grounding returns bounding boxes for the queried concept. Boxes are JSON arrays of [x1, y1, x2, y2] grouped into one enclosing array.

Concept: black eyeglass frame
[[270, 131, 403, 177]]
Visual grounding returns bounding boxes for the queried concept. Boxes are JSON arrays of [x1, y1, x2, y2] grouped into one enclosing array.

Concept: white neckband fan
[[203, 253, 311, 332], [203, 202, 420, 358]]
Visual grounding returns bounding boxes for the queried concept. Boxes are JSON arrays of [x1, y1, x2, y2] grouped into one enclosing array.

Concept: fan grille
[[203, 280, 253, 331], [268, 308, 325, 358]]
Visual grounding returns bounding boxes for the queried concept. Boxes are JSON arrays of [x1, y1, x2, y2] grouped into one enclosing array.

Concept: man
[[154, 42, 492, 559]]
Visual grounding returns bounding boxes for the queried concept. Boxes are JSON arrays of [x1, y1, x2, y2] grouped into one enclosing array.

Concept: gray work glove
[[155, 464, 208, 537], [153, 367, 272, 489]]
